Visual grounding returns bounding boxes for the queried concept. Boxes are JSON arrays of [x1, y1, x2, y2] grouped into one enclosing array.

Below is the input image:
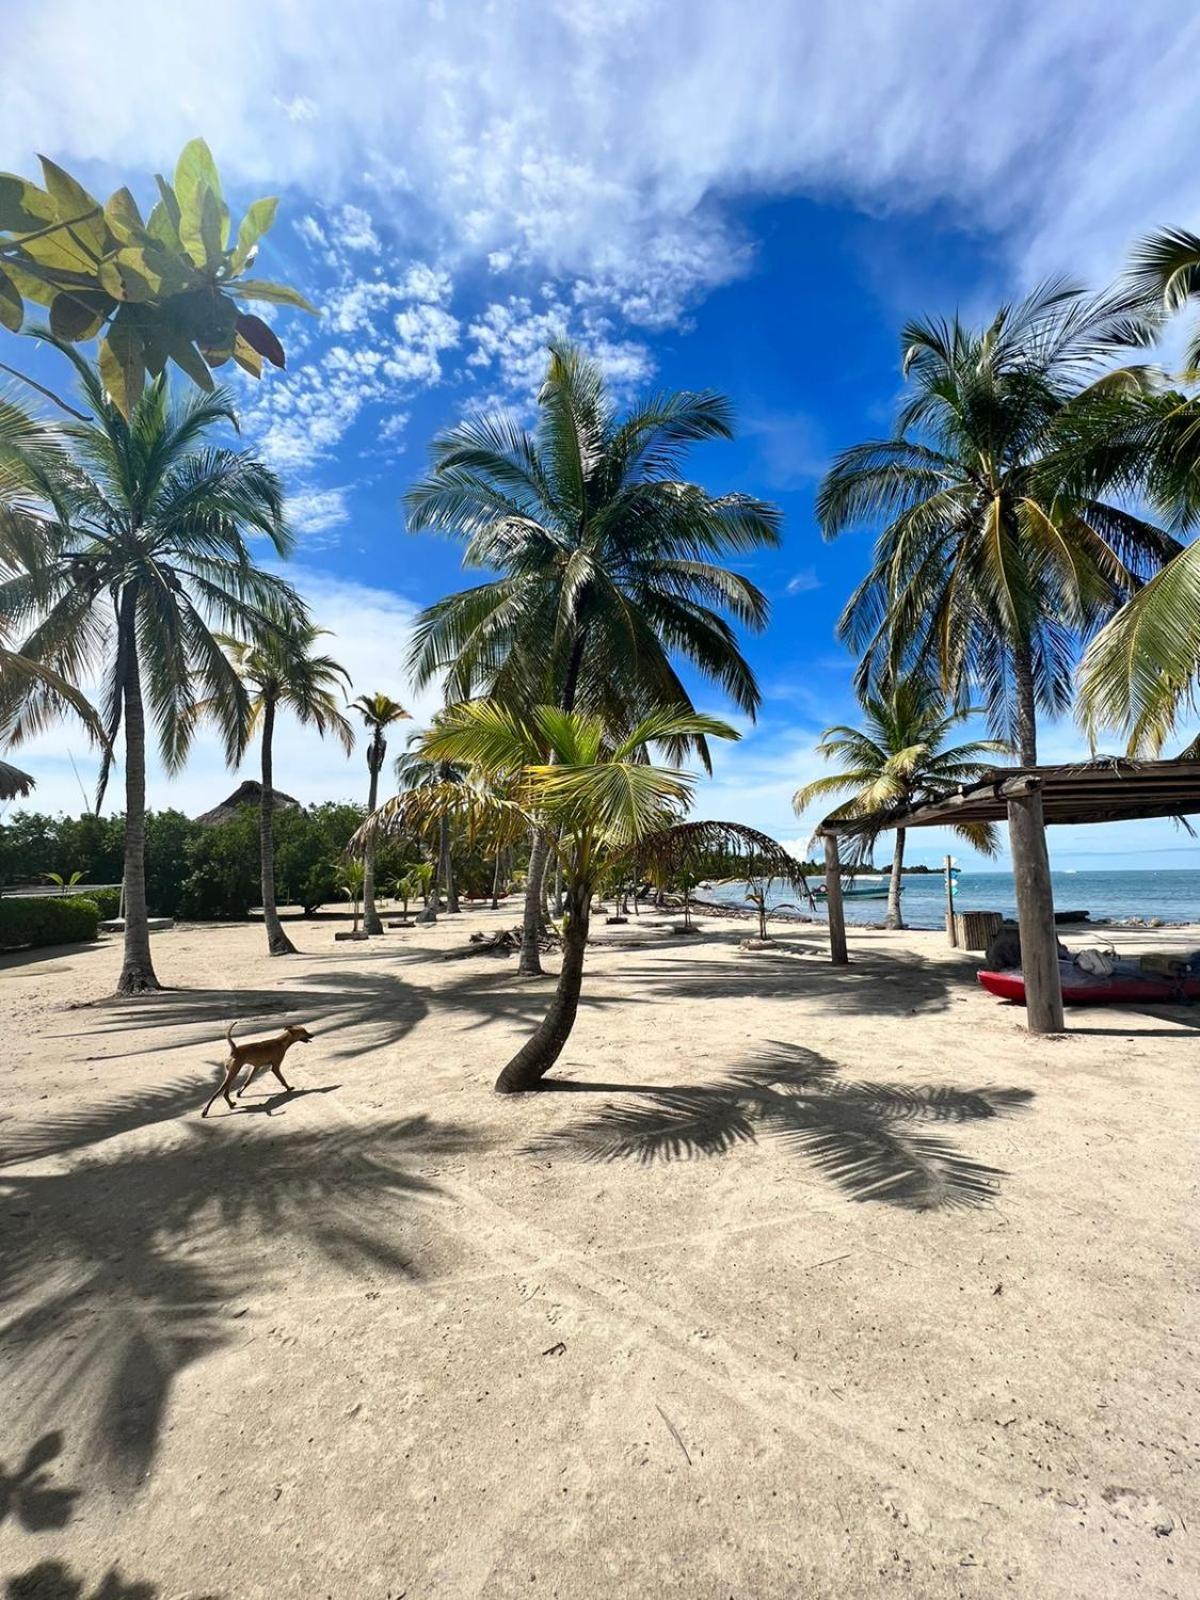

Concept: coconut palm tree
[[1066, 230, 1200, 753], [404, 341, 780, 974], [349, 693, 410, 934], [356, 703, 800, 1094], [793, 677, 1009, 929], [220, 620, 353, 955], [393, 728, 467, 919], [0, 354, 295, 991], [821, 282, 1179, 764]]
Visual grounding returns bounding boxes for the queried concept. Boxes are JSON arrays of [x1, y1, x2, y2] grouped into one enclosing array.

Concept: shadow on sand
[[526, 1040, 1032, 1211], [1, 1431, 204, 1597], [607, 943, 968, 1017], [1, 1083, 479, 1489]]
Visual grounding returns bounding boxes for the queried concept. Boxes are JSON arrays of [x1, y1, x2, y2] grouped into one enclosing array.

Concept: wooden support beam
[[1007, 790, 1064, 1034], [823, 831, 848, 966]]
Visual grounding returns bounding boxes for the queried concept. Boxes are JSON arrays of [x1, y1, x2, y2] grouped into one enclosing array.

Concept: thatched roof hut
[[0, 759, 35, 801], [193, 780, 302, 826]]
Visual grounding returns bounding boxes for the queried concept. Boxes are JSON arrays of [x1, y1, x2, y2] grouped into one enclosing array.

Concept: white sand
[[2, 905, 1197, 1598]]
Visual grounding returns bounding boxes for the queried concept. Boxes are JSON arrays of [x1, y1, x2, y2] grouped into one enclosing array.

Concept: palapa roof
[[194, 780, 302, 826], [820, 758, 1200, 838], [0, 758, 35, 801]]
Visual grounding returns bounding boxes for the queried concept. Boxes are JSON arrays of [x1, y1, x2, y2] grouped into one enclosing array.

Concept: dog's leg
[[269, 1055, 294, 1094], [235, 1059, 261, 1098], [202, 1056, 240, 1118]]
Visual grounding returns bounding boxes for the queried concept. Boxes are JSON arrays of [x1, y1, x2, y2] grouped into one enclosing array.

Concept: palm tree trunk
[[440, 814, 460, 913], [1012, 637, 1038, 766], [363, 740, 383, 935], [887, 828, 906, 931], [553, 851, 564, 916], [519, 829, 549, 977], [490, 850, 503, 910], [116, 611, 161, 995], [496, 882, 591, 1092], [260, 697, 296, 956]]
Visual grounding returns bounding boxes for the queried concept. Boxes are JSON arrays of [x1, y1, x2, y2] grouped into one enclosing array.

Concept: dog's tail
[[225, 1020, 238, 1048]]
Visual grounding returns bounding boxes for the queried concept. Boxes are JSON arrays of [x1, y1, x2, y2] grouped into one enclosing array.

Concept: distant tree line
[[0, 801, 501, 920]]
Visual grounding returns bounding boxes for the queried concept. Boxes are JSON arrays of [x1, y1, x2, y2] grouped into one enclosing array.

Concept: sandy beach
[[2, 904, 1197, 1599]]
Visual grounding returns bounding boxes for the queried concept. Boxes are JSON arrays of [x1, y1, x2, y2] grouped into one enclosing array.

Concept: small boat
[[814, 882, 893, 901], [979, 962, 1200, 1006]]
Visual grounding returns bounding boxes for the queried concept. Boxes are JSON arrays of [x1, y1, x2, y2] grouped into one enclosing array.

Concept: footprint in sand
[[1101, 1485, 1175, 1537]]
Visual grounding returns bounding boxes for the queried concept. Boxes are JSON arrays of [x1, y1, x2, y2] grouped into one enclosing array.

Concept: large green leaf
[[103, 186, 145, 241], [49, 287, 109, 341], [231, 197, 278, 273], [235, 278, 318, 314], [174, 140, 228, 268], [0, 174, 57, 233], [38, 156, 105, 257], [98, 313, 145, 413], [234, 312, 285, 369], [0, 267, 22, 331]]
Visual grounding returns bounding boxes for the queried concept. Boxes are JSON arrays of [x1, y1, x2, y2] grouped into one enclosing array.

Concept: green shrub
[[81, 886, 122, 919], [0, 894, 100, 950]]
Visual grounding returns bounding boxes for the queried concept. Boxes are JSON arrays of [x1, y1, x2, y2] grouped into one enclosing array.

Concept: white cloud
[[5, 1, 1193, 319], [287, 486, 352, 542], [786, 569, 822, 595], [5, 569, 443, 819]]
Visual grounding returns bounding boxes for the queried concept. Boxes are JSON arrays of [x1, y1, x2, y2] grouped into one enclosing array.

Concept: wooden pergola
[[818, 758, 1200, 1033]]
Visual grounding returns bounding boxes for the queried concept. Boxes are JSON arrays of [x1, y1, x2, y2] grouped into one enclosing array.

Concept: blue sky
[[4, 0, 1200, 871]]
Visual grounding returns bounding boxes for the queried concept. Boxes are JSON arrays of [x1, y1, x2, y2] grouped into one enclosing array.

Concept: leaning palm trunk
[[362, 747, 383, 935], [116, 615, 161, 994], [490, 850, 503, 909], [519, 830, 550, 976], [887, 827, 906, 932], [259, 698, 296, 956], [496, 886, 591, 1092]]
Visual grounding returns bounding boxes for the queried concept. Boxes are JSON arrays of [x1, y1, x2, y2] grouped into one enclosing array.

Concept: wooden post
[[823, 831, 848, 966], [944, 854, 957, 947], [1006, 788, 1064, 1034]]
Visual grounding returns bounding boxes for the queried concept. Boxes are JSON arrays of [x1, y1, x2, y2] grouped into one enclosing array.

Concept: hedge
[[80, 886, 122, 919], [0, 895, 100, 950]]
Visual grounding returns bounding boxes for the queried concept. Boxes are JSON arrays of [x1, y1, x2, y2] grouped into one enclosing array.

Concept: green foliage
[[0, 140, 316, 413], [821, 281, 1174, 759], [405, 340, 780, 762], [83, 885, 121, 919], [0, 893, 98, 949], [179, 801, 367, 919]]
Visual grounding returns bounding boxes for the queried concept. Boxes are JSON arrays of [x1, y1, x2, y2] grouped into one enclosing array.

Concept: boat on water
[[813, 880, 894, 901]]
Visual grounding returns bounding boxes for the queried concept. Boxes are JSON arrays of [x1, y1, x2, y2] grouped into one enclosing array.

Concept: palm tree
[[820, 282, 1178, 764], [404, 341, 780, 974], [793, 677, 1009, 929], [0, 355, 295, 992], [220, 620, 353, 955], [349, 693, 410, 934], [356, 702, 807, 1094], [393, 727, 467, 918], [1067, 230, 1200, 753]]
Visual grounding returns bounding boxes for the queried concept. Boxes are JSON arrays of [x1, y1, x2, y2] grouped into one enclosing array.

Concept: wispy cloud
[[8, 2, 1195, 328], [786, 568, 822, 595]]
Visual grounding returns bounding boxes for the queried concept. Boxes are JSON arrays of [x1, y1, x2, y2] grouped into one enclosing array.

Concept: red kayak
[[979, 964, 1200, 1006]]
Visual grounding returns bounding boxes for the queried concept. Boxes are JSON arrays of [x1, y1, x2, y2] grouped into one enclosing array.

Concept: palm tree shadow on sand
[[1, 1084, 477, 1489], [527, 1041, 1033, 1210]]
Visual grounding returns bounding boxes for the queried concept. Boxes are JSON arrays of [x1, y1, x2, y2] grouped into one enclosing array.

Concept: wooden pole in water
[[1006, 788, 1064, 1034], [823, 831, 848, 966], [945, 854, 957, 947]]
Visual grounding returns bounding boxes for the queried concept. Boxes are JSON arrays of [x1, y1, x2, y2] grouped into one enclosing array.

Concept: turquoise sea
[[701, 869, 1200, 927]]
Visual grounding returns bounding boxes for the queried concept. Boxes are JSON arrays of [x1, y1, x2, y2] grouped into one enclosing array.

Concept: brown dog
[[201, 1022, 313, 1117]]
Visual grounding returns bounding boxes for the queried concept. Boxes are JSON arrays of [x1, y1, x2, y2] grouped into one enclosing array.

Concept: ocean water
[[700, 869, 1200, 927]]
